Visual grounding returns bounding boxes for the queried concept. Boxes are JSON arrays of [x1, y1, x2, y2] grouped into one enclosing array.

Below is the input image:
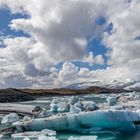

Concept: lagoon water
[[0, 94, 140, 140]]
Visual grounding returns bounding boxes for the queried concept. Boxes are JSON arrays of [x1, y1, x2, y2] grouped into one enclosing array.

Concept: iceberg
[[74, 101, 84, 111], [38, 110, 52, 118], [11, 129, 56, 139], [32, 106, 43, 118], [70, 104, 81, 114], [57, 102, 70, 113], [69, 96, 79, 105], [1, 113, 19, 125], [12, 110, 140, 133], [106, 97, 117, 106], [50, 99, 60, 112], [83, 101, 97, 111], [50, 98, 70, 113], [38, 135, 58, 140], [23, 137, 30, 140]]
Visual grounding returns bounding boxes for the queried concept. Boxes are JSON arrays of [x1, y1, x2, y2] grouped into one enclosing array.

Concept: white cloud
[[84, 52, 104, 65], [0, 0, 140, 88], [57, 62, 78, 86]]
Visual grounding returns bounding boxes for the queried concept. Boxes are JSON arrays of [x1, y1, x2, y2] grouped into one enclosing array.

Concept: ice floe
[[12, 110, 140, 133], [1, 113, 19, 125], [106, 97, 117, 106], [11, 129, 56, 139], [38, 135, 58, 140], [23, 137, 30, 140]]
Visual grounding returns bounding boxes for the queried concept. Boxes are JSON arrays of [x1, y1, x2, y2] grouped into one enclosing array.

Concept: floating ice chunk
[[12, 110, 140, 133], [128, 92, 140, 100], [23, 116, 31, 121], [38, 110, 52, 118], [69, 96, 79, 105], [50, 99, 60, 112], [83, 101, 97, 111], [51, 99, 60, 104], [50, 98, 70, 113], [23, 137, 30, 140], [117, 96, 128, 103], [38, 135, 58, 140], [106, 97, 117, 106], [50, 104, 58, 112], [11, 129, 56, 139], [68, 136, 97, 140], [134, 95, 140, 100], [111, 105, 124, 110], [41, 129, 56, 136], [1, 113, 19, 125], [75, 101, 84, 111], [122, 100, 140, 111], [32, 106, 43, 118], [57, 102, 70, 113], [38, 135, 47, 140], [70, 104, 81, 114]]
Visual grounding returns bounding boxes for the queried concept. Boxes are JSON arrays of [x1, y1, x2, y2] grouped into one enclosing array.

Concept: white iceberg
[[23, 137, 30, 140], [11, 129, 56, 139], [1, 113, 19, 125], [38, 110, 52, 118], [22, 116, 32, 121], [38, 135, 58, 140], [69, 96, 79, 105], [70, 104, 81, 114], [12, 110, 140, 133], [50, 98, 70, 113], [50, 99, 60, 112], [106, 97, 117, 106], [83, 101, 97, 111], [74, 101, 84, 111], [57, 102, 70, 113]]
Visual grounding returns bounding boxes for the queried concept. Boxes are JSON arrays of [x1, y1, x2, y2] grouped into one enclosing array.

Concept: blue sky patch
[[0, 8, 29, 37], [135, 35, 140, 41], [95, 16, 106, 25]]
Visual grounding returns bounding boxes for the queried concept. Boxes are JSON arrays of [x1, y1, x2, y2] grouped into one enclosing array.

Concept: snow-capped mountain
[[65, 80, 140, 91]]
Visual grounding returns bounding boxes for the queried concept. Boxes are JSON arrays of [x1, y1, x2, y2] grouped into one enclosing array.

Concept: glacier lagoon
[[0, 93, 140, 140]]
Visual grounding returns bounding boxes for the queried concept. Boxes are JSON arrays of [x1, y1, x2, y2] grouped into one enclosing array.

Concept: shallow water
[[0, 93, 140, 140]]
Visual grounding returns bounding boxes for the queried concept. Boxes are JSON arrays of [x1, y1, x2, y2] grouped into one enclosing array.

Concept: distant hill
[[0, 83, 134, 103], [65, 80, 140, 91], [19, 86, 127, 96], [0, 88, 35, 103]]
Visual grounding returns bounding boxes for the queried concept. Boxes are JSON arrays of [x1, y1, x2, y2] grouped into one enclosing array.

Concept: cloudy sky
[[0, 0, 140, 88]]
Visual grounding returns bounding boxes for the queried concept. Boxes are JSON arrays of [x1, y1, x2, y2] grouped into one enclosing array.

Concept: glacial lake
[[0, 93, 140, 140]]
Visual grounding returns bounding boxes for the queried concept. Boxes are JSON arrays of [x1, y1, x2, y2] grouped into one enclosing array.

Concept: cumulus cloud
[[0, 0, 140, 88], [84, 52, 104, 65]]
